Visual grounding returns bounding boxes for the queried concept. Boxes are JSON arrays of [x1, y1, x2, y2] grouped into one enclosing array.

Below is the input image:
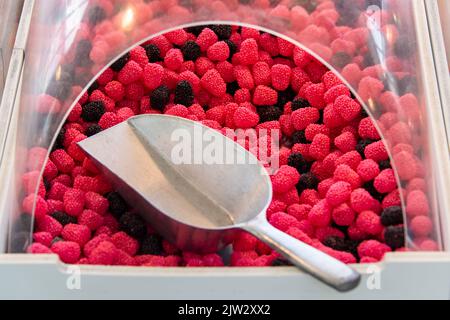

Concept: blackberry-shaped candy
[[119, 212, 147, 239], [81, 101, 106, 122], [226, 81, 240, 96], [88, 6, 106, 25], [355, 139, 374, 157], [75, 40, 93, 67], [271, 258, 293, 266], [291, 98, 310, 111], [363, 181, 385, 202], [51, 211, 77, 226], [174, 80, 194, 106], [110, 52, 130, 72], [224, 40, 237, 57], [13, 214, 33, 233], [293, 0, 318, 13], [53, 128, 66, 150], [397, 75, 418, 95], [140, 234, 163, 255], [381, 206, 404, 226], [210, 25, 232, 40], [46, 80, 72, 101], [394, 35, 416, 59], [324, 236, 359, 258], [144, 44, 161, 62], [331, 52, 353, 69], [150, 85, 170, 111], [287, 153, 310, 174], [296, 172, 319, 193], [185, 25, 205, 36], [379, 159, 391, 170], [85, 124, 102, 137], [87, 81, 99, 95], [291, 130, 308, 144], [106, 192, 128, 218], [276, 88, 297, 109], [360, 107, 369, 118], [181, 41, 201, 61], [43, 178, 51, 192], [384, 226, 405, 249], [256, 105, 283, 123]]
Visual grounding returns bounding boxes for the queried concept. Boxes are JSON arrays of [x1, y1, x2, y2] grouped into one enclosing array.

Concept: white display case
[[0, 0, 449, 299]]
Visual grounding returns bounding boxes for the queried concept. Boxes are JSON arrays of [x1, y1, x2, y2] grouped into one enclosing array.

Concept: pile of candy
[[16, 0, 437, 267]]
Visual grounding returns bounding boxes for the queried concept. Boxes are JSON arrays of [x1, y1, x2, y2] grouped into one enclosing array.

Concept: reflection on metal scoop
[[78, 114, 360, 291]]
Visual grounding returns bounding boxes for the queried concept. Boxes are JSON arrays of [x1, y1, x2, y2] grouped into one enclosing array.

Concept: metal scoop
[[78, 114, 360, 291]]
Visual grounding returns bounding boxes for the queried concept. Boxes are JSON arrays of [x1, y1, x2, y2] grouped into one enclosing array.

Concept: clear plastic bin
[[0, 0, 24, 99], [0, 0, 449, 298], [438, 0, 450, 66]]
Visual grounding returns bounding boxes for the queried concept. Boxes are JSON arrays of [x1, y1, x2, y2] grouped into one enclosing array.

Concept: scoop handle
[[244, 217, 361, 292]]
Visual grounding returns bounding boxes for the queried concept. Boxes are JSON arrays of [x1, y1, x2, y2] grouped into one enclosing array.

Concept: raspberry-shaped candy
[[332, 203, 356, 226], [33, 232, 53, 247], [334, 131, 357, 153], [105, 81, 125, 101], [117, 60, 143, 85], [269, 212, 301, 232], [359, 117, 381, 140], [304, 83, 325, 109], [196, 28, 218, 52], [233, 232, 258, 251], [410, 216, 433, 237], [234, 65, 255, 89], [308, 200, 332, 227], [201, 69, 226, 97], [63, 189, 85, 217], [61, 223, 91, 247], [78, 209, 104, 231], [252, 62, 271, 86], [393, 151, 417, 180], [334, 95, 361, 122], [207, 41, 230, 61], [253, 85, 278, 106], [36, 215, 63, 237], [164, 48, 184, 71], [88, 241, 118, 265], [406, 190, 429, 217], [233, 107, 259, 129], [271, 64, 291, 91], [51, 241, 81, 264], [324, 84, 350, 104], [357, 159, 380, 182], [291, 107, 320, 130], [111, 231, 139, 256], [27, 243, 52, 254], [22, 194, 48, 219], [239, 38, 259, 65], [326, 181, 352, 207], [350, 188, 379, 213], [374, 169, 396, 194], [309, 134, 330, 160], [357, 240, 391, 261], [143, 63, 164, 90], [50, 150, 75, 173], [364, 141, 389, 162], [286, 204, 311, 221], [334, 164, 361, 189], [271, 165, 301, 193], [356, 211, 383, 235]]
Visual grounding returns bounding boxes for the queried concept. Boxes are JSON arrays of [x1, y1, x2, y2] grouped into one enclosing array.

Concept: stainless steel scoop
[[78, 114, 360, 291]]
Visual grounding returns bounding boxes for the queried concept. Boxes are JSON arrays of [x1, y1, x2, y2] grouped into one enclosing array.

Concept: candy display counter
[[0, 0, 449, 299]]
